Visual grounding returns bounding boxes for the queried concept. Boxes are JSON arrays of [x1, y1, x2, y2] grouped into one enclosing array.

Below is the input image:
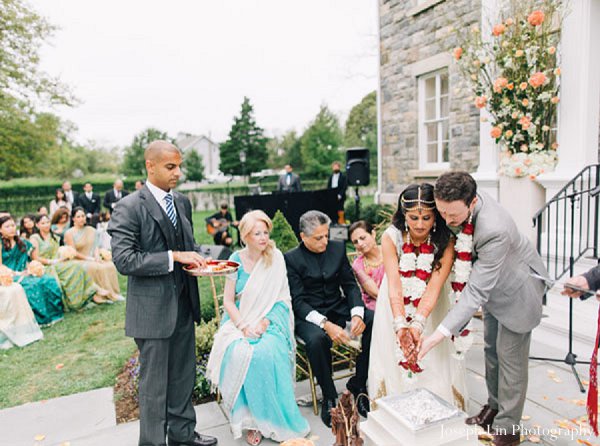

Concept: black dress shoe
[[346, 384, 370, 418], [169, 431, 218, 446], [465, 404, 498, 430], [321, 398, 337, 428]]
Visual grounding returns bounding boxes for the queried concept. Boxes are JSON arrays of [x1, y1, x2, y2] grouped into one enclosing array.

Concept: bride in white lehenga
[[368, 183, 469, 410]]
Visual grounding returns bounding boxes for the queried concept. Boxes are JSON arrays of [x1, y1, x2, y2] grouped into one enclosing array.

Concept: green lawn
[[0, 210, 226, 410]]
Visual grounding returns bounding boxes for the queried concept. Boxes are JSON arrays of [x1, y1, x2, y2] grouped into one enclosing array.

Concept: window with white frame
[[418, 69, 449, 168]]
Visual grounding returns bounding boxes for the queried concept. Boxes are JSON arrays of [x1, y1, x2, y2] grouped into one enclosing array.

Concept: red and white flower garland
[[449, 219, 474, 355], [396, 234, 435, 374]]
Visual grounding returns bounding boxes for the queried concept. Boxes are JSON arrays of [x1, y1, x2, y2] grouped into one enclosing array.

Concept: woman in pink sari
[[349, 221, 384, 311]]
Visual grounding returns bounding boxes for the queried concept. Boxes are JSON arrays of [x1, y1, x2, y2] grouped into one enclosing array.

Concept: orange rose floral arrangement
[[453, 0, 566, 178]]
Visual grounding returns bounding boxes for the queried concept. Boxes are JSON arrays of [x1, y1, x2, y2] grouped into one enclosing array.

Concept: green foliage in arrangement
[[271, 210, 299, 254]]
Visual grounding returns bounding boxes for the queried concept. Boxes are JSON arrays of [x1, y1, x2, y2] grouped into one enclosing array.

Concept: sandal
[[245, 430, 262, 445], [92, 294, 110, 305]]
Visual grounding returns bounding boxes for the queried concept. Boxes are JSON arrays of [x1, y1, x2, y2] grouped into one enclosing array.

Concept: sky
[[33, 0, 379, 149]]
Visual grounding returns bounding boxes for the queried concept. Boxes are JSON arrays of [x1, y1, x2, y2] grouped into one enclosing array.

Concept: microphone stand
[[529, 186, 599, 393]]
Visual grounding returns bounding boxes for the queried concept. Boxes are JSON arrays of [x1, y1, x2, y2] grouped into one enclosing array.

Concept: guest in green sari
[[0, 215, 64, 326], [31, 214, 108, 310]]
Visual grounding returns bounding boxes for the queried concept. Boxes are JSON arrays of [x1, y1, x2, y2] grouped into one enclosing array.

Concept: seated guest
[[284, 210, 373, 427], [103, 179, 128, 214], [349, 221, 384, 311], [64, 207, 123, 302], [31, 214, 109, 309], [0, 264, 44, 349], [51, 207, 71, 244], [0, 215, 64, 326], [95, 211, 112, 251], [50, 188, 71, 215], [19, 214, 37, 240], [37, 206, 49, 216], [207, 210, 310, 445], [206, 203, 238, 247]]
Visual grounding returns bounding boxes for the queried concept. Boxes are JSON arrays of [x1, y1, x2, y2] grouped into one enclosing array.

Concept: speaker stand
[[354, 186, 361, 220]]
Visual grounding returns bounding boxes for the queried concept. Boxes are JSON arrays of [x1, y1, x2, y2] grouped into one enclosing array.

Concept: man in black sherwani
[[284, 210, 373, 427]]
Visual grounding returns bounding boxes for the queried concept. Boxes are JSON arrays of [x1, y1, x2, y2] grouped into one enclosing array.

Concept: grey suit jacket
[[441, 191, 549, 335], [278, 173, 302, 192], [107, 185, 201, 339], [584, 265, 600, 291]]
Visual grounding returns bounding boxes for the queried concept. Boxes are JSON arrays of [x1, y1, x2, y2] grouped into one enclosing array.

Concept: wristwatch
[[319, 317, 328, 330]]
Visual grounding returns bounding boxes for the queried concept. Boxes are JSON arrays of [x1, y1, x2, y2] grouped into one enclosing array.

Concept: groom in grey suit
[[108, 141, 217, 446], [419, 171, 548, 446]]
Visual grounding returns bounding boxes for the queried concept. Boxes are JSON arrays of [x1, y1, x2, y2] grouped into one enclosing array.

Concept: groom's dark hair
[[434, 171, 477, 205]]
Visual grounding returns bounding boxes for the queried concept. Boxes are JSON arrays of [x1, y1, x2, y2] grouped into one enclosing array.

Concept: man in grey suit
[[418, 171, 548, 446], [277, 164, 302, 193], [108, 141, 217, 446]]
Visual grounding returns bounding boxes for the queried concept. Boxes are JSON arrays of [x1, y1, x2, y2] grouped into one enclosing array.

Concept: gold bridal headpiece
[[401, 186, 436, 212]]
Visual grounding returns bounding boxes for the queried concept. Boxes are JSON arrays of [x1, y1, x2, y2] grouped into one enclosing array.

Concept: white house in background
[[176, 133, 221, 178], [376, 0, 600, 205]]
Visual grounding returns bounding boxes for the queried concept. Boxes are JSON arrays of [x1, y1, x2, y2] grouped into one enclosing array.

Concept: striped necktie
[[164, 193, 177, 227]]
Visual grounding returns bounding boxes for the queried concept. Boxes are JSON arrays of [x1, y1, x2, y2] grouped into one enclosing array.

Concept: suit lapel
[[174, 193, 193, 250], [139, 186, 176, 248]]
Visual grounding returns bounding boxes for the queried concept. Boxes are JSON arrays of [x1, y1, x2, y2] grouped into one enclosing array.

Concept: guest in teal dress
[[206, 210, 310, 445], [0, 215, 64, 326]]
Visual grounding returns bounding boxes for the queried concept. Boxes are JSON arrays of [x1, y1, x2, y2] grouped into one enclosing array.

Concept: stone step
[[0, 387, 115, 446], [64, 401, 229, 446]]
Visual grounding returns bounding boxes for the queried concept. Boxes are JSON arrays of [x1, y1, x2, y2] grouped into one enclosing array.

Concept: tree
[[266, 130, 302, 170], [184, 149, 205, 182], [219, 97, 268, 176], [122, 128, 172, 177], [344, 91, 378, 175], [0, 0, 75, 179], [0, 0, 73, 113], [300, 105, 343, 176], [270, 210, 298, 253]]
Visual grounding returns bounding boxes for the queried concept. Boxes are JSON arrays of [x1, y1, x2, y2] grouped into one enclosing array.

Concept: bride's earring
[[433, 222, 437, 233]]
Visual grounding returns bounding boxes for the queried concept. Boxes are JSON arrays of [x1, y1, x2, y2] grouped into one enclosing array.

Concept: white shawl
[[205, 248, 294, 402]]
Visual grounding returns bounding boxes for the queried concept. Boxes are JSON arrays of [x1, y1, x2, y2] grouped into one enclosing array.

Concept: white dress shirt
[[331, 172, 340, 189], [145, 180, 176, 271]]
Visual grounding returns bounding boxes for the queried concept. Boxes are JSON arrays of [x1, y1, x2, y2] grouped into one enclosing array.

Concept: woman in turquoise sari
[[206, 210, 309, 445], [0, 215, 63, 326], [30, 214, 109, 310]]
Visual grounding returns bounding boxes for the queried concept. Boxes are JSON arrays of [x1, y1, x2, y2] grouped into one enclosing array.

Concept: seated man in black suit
[[284, 210, 373, 427]]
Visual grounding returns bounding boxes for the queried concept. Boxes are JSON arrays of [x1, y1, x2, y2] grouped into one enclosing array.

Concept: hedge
[[0, 176, 139, 217]]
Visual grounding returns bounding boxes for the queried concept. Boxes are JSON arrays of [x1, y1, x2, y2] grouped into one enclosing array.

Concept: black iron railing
[[533, 164, 600, 282]]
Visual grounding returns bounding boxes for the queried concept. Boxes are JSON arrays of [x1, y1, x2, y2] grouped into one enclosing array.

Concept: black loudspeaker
[[197, 244, 232, 260], [346, 148, 370, 186]]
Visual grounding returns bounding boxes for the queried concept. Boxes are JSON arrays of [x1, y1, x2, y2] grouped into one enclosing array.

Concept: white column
[[537, 0, 600, 199], [472, 0, 500, 200], [375, 0, 384, 205]]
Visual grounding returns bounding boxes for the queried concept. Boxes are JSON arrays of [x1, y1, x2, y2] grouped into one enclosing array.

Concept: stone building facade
[[377, 0, 600, 206], [378, 0, 481, 203]]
